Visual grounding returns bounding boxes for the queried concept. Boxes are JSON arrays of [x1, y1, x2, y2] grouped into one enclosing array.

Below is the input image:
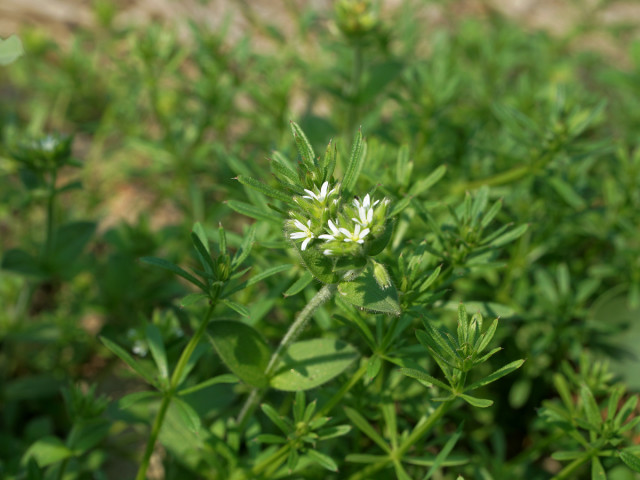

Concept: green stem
[[252, 445, 289, 476], [551, 454, 591, 480], [397, 400, 453, 458], [43, 169, 58, 257], [236, 283, 338, 432], [135, 303, 216, 480], [315, 360, 368, 419]]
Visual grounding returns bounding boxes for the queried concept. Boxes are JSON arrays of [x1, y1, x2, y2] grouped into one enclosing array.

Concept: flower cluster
[[287, 182, 390, 258]]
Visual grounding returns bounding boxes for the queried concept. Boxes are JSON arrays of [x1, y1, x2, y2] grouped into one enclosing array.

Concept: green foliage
[[2, 1, 640, 479]]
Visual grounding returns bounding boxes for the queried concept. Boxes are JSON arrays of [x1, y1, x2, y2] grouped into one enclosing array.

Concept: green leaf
[[254, 434, 286, 444], [178, 373, 238, 396], [580, 384, 602, 431], [118, 391, 160, 410], [226, 200, 281, 223], [171, 397, 202, 434], [140, 257, 207, 291], [100, 336, 159, 388], [208, 320, 271, 388], [67, 419, 111, 454], [485, 223, 528, 248], [0, 35, 24, 65], [591, 457, 606, 480], [222, 299, 250, 317], [291, 121, 317, 170], [549, 177, 587, 210], [180, 293, 209, 307], [261, 403, 292, 434], [307, 449, 339, 472], [366, 219, 394, 256], [459, 394, 493, 408], [145, 324, 169, 381], [284, 271, 314, 297], [50, 221, 96, 268], [246, 264, 292, 287], [22, 436, 72, 468], [342, 128, 366, 196], [399, 368, 451, 391], [191, 230, 215, 277], [551, 451, 584, 461], [232, 224, 256, 269], [465, 359, 525, 391], [236, 175, 294, 204], [293, 239, 340, 284], [423, 423, 463, 480], [270, 338, 359, 391], [344, 407, 391, 453], [409, 165, 446, 197], [366, 355, 382, 382], [1, 248, 44, 276], [338, 266, 401, 315], [619, 449, 640, 473]]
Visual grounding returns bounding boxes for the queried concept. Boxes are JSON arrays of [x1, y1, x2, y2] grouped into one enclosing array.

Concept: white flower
[[303, 181, 336, 203], [339, 223, 370, 244], [352, 194, 380, 228], [318, 219, 341, 241], [290, 219, 314, 250]]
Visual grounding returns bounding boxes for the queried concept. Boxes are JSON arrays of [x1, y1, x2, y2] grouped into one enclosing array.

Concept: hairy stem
[[237, 283, 338, 431], [136, 303, 216, 480]]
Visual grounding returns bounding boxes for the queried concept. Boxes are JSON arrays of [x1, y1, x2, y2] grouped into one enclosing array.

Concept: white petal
[[360, 228, 370, 238], [318, 234, 334, 240], [301, 237, 311, 250], [323, 249, 333, 256], [339, 228, 351, 237], [354, 224, 361, 236], [293, 219, 306, 230], [290, 232, 307, 239]]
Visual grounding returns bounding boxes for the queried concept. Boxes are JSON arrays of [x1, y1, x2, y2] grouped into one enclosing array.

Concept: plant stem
[[43, 169, 58, 257], [315, 360, 368, 419], [551, 454, 591, 480], [135, 303, 216, 480], [236, 283, 338, 431], [397, 400, 452, 458]]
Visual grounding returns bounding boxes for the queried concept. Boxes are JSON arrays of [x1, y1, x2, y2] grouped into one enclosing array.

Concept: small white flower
[[339, 223, 370, 244], [290, 219, 314, 250], [352, 194, 380, 228], [323, 249, 334, 256], [303, 181, 336, 203], [319, 219, 341, 241]]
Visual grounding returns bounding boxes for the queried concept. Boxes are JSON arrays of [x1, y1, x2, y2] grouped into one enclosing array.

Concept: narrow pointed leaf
[[178, 374, 238, 396], [342, 129, 366, 196], [591, 457, 606, 480], [100, 336, 158, 387], [307, 449, 338, 472], [459, 394, 493, 408], [344, 407, 391, 453], [261, 403, 292, 435], [222, 299, 250, 317], [145, 324, 169, 380], [465, 359, 525, 391], [399, 368, 451, 391], [620, 450, 640, 473], [486, 223, 528, 248], [423, 423, 463, 479], [236, 175, 294, 204], [226, 200, 281, 223], [171, 397, 201, 434], [409, 165, 446, 197], [291, 121, 317, 169], [140, 257, 207, 291], [580, 384, 602, 431], [284, 271, 314, 297]]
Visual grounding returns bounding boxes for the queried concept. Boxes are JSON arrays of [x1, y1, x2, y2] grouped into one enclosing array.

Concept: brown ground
[[2, 0, 639, 64]]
